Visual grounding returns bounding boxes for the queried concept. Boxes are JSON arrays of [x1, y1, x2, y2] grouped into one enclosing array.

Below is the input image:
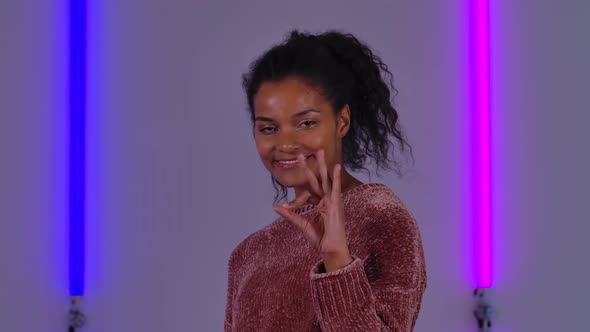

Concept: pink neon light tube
[[470, 0, 492, 288]]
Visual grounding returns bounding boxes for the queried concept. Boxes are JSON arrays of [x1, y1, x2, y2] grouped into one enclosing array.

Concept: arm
[[224, 252, 237, 332], [309, 205, 427, 331]]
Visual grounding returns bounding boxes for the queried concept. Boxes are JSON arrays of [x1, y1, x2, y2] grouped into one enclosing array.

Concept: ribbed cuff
[[309, 256, 379, 329]]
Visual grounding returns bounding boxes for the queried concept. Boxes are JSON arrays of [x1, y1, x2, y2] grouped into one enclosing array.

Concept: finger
[[282, 190, 312, 209], [272, 206, 320, 243], [331, 163, 342, 202], [317, 149, 331, 199], [298, 153, 322, 196]]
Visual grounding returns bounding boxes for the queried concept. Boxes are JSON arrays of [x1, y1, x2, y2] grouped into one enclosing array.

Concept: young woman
[[224, 30, 427, 331]]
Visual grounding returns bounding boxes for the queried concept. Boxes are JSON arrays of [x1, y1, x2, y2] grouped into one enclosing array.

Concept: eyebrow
[[254, 109, 320, 122]]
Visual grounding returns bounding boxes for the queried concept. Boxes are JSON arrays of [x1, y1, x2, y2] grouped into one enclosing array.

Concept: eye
[[259, 126, 276, 134], [258, 121, 316, 134], [299, 120, 317, 128]]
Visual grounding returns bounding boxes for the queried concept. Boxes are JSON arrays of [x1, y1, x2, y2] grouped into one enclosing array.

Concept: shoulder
[[346, 183, 416, 227], [345, 184, 422, 246], [227, 221, 276, 270]]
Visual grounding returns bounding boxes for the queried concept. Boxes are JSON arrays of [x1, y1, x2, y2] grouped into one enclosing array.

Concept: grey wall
[[1, 0, 588, 331], [491, 1, 590, 331], [0, 1, 69, 331]]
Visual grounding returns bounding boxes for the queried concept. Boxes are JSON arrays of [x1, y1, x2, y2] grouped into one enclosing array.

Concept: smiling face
[[253, 77, 352, 195]]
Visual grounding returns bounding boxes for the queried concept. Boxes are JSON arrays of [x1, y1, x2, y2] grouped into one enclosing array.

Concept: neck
[[294, 168, 362, 204]]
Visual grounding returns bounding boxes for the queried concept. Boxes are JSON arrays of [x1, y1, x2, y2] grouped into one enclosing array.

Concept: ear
[[336, 104, 351, 139]]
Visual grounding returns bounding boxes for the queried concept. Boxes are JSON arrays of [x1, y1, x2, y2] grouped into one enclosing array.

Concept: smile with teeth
[[277, 155, 311, 162], [275, 155, 312, 168]]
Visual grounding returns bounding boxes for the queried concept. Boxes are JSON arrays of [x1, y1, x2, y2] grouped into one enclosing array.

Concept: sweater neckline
[[288, 182, 388, 214]]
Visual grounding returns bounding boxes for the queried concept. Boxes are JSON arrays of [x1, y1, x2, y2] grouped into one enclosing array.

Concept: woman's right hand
[[282, 189, 320, 209]]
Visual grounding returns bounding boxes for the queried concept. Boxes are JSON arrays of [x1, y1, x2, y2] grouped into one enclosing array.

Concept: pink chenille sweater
[[224, 183, 427, 331]]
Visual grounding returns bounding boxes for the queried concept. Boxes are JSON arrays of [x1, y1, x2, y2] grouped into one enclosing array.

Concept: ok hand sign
[[272, 149, 353, 272]]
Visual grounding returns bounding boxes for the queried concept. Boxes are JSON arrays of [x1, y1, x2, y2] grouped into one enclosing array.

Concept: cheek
[[307, 135, 327, 148], [302, 131, 331, 155], [254, 137, 272, 157]]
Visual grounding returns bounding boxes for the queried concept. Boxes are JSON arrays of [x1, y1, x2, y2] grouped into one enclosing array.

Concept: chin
[[273, 177, 298, 188], [266, 159, 315, 188], [272, 173, 306, 188]]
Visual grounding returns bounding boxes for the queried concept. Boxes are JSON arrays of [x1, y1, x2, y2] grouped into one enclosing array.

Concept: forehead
[[253, 78, 329, 115]]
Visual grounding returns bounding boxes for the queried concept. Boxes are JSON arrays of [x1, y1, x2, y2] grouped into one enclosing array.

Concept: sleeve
[[224, 251, 237, 332], [308, 205, 427, 332]]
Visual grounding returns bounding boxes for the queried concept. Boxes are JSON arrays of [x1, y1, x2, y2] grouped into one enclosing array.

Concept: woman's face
[[252, 77, 350, 191]]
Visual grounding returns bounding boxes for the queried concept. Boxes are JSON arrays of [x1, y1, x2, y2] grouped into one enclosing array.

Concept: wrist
[[322, 253, 353, 272]]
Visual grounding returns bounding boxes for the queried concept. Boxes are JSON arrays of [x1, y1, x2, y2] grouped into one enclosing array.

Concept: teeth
[[277, 155, 310, 164]]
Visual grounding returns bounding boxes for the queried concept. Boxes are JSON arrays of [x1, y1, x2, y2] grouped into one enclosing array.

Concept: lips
[[273, 155, 313, 170], [274, 155, 312, 163]]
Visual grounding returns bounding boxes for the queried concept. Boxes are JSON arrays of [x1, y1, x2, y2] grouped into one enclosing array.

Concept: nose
[[275, 129, 299, 153]]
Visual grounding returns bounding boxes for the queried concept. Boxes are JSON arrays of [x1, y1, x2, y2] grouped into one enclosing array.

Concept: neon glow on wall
[[469, 0, 493, 288], [69, 0, 86, 296]]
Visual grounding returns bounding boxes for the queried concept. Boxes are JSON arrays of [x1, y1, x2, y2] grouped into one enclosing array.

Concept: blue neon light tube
[[69, 0, 86, 296]]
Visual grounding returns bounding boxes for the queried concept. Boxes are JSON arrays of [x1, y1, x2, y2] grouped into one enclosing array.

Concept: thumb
[[282, 190, 312, 209], [272, 206, 320, 244]]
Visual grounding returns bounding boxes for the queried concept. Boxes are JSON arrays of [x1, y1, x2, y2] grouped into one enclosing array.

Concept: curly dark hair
[[242, 30, 413, 205]]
